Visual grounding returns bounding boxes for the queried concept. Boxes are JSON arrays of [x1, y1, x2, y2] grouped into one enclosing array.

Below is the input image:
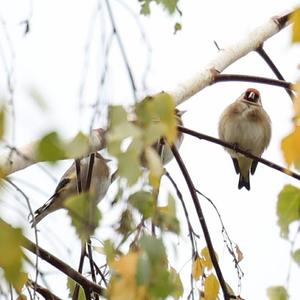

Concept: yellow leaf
[[144, 146, 163, 188], [204, 274, 220, 300], [192, 255, 203, 280], [281, 125, 300, 168], [108, 251, 147, 300], [292, 82, 300, 118], [290, 8, 300, 43], [201, 247, 218, 271]]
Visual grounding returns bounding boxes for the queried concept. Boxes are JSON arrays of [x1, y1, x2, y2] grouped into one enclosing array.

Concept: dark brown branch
[[27, 279, 63, 300], [72, 245, 86, 300], [75, 159, 82, 194], [178, 126, 300, 181], [213, 73, 293, 90], [256, 46, 294, 100], [170, 145, 230, 300], [21, 236, 105, 296]]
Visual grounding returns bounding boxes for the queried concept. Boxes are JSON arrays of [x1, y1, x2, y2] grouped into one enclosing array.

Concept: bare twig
[[170, 145, 229, 300], [104, 0, 137, 102], [5, 179, 39, 299], [256, 45, 294, 100]]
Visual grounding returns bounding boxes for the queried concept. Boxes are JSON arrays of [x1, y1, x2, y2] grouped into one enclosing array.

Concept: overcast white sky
[[1, 0, 300, 299]]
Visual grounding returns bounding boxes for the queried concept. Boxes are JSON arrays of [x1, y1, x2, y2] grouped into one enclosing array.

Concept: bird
[[218, 88, 271, 190], [153, 108, 186, 165], [31, 152, 112, 226]]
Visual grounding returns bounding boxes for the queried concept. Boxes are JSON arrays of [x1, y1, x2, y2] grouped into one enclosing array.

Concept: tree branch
[[213, 73, 293, 90], [0, 128, 106, 176], [256, 45, 295, 100], [178, 126, 300, 181], [27, 279, 63, 300], [170, 145, 230, 300], [21, 236, 105, 296], [168, 10, 292, 105]]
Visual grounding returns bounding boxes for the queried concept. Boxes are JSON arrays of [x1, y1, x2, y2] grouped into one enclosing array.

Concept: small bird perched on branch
[[31, 152, 112, 226], [218, 88, 271, 190], [154, 109, 186, 165]]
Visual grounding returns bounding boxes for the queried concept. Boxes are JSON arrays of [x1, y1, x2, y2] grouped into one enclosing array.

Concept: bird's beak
[[248, 92, 256, 101]]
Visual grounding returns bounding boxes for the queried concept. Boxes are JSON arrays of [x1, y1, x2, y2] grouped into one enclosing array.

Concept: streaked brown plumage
[[218, 88, 271, 190], [31, 152, 112, 226]]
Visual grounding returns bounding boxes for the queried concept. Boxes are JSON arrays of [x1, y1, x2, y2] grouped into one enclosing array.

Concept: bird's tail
[[238, 173, 250, 190], [30, 200, 53, 227]]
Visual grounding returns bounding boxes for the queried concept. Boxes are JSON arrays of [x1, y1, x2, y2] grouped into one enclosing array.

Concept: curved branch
[[213, 74, 293, 90], [168, 10, 292, 105], [178, 126, 300, 181], [21, 236, 105, 296]]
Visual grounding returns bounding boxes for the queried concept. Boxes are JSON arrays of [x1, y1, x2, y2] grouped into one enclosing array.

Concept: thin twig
[[170, 144, 229, 300], [178, 126, 300, 181], [195, 189, 244, 293], [256, 45, 294, 100], [165, 171, 197, 299], [104, 0, 137, 102], [5, 179, 39, 299]]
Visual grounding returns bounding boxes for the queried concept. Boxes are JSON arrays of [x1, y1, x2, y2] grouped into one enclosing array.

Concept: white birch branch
[[0, 10, 292, 176], [0, 129, 106, 176], [168, 10, 292, 105]]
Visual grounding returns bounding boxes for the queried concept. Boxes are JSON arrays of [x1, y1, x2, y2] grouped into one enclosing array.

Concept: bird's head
[[243, 88, 261, 105]]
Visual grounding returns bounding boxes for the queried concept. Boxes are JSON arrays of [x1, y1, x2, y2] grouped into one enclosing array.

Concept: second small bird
[[31, 152, 112, 226], [218, 88, 271, 190]]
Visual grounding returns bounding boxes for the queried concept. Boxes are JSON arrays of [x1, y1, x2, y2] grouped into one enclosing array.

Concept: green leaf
[[65, 193, 101, 242], [37, 131, 65, 162], [267, 286, 288, 300], [149, 268, 173, 298], [291, 8, 300, 43], [129, 191, 154, 219], [140, 235, 167, 264], [67, 278, 86, 300], [155, 193, 180, 233], [103, 240, 117, 263], [139, 0, 179, 15], [160, 0, 178, 14], [108, 105, 128, 126], [277, 185, 300, 238], [140, 2, 151, 15], [0, 219, 25, 291], [292, 249, 300, 267], [118, 149, 141, 186], [174, 22, 182, 34], [116, 209, 134, 235], [136, 253, 151, 285], [169, 267, 183, 299], [65, 132, 89, 158]]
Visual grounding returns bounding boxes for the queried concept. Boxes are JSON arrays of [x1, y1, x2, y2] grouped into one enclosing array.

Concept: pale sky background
[[0, 0, 300, 299]]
